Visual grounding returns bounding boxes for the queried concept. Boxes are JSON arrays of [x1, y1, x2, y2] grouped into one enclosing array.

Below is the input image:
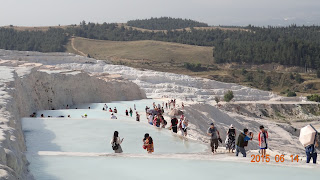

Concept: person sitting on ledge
[[111, 113, 117, 119], [30, 112, 36, 117]]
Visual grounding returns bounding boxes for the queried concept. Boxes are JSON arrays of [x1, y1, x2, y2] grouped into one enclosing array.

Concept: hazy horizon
[[1, 0, 320, 27]]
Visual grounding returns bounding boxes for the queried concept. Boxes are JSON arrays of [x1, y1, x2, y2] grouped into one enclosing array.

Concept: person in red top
[[258, 125, 268, 157]]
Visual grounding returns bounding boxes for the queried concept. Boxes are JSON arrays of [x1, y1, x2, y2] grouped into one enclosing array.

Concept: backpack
[[112, 141, 119, 150]]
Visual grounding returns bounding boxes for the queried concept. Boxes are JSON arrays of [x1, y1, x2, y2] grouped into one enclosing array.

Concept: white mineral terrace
[[0, 49, 319, 179]]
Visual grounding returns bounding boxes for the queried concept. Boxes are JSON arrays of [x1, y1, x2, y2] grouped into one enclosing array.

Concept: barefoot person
[[129, 108, 133, 117], [142, 133, 149, 150], [110, 131, 124, 153], [110, 113, 117, 119], [171, 117, 178, 133], [181, 119, 189, 136], [136, 112, 140, 122], [226, 124, 236, 153], [258, 125, 268, 157], [145, 136, 154, 154], [207, 123, 220, 154]]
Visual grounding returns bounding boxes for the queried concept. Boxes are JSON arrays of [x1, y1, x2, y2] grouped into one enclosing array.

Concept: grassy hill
[[67, 37, 320, 96], [66, 37, 214, 69]]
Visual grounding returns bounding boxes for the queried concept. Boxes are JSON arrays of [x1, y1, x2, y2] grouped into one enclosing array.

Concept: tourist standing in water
[[207, 123, 220, 154], [142, 133, 149, 149], [136, 112, 140, 122], [148, 113, 153, 125], [114, 107, 118, 113], [110, 131, 124, 153], [129, 108, 133, 117], [226, 124, 236, 153], [125, 110, 129, 116], [181, 118, 189, 136], [171, 117, 178, 133], [258, 125, 268, 157], [145, 136, 154, 154]]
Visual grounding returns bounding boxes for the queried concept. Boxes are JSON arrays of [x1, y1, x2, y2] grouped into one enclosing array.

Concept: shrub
[[264, 76, 272, 86], [245, 73, 254, 82], [214, 96, 220, 104], [184, 62, 206, 72], [307, 94, 320, 102], [224, 90, 234, 102], [241, 68, 247, 75], [287, 91, 297, 97], [294, 73, 303, 83], [317, 69, 320, 78]]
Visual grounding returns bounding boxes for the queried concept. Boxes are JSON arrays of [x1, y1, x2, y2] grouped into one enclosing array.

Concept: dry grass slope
[[69, 37, 214, 65], [67, 37, 320, 96]]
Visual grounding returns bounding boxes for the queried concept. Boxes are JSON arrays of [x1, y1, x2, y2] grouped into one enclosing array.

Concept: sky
[[0, 0, 319, 26]]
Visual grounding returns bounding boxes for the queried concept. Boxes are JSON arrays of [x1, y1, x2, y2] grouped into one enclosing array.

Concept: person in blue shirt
[[235, 128, 253, 157]]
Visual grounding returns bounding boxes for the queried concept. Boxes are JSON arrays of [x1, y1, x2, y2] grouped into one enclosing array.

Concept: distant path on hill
[[71, 37, 87, 57]]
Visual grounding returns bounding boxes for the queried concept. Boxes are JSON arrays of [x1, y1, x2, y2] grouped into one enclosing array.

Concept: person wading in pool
[[171, 117, 178, 133], [110, 131, 124, 153], [207, 123, 221, 154], [136, 112, 140, 122], [145, 136, 154, 154], [129, 108, 133, 117]]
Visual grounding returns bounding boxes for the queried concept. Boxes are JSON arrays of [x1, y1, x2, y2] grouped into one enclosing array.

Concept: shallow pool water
[[28, 156, 320, 180], [23, 117, 207, 154], [23, 99, 320, 179]]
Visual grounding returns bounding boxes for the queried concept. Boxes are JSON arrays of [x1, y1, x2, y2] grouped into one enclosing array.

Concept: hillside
[[2, 21, 320, 71], [127, 17, 208, 30], [67, 37, 320, 96], [66, 37, 214, 67]]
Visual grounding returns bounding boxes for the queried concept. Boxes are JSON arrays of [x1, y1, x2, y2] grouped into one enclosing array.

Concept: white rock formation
[[0, 60, 146, 179], [0, 49, 277, 102]]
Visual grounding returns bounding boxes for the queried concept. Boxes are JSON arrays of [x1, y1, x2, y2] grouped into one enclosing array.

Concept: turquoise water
[[28, 156, 320, 180], [23, 99, 320, 179], [23, 118, 206, 154]]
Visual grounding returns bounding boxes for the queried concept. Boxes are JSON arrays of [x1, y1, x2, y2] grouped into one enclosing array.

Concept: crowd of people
[[33, 101, 319, 164]]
